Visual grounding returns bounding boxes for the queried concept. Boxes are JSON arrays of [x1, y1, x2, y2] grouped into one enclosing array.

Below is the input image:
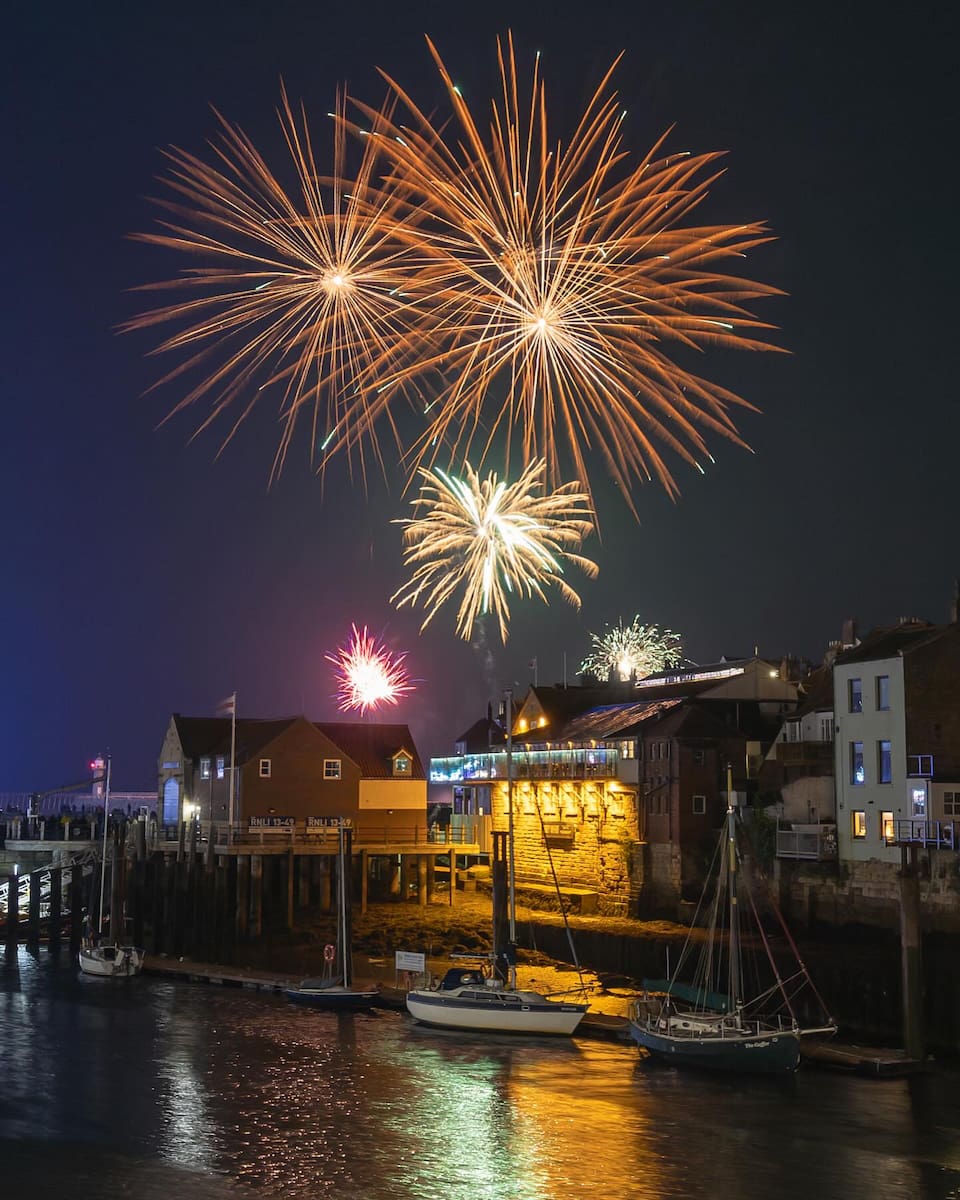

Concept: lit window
[[848, 678, 863, 714], [216, 755, 225, 780], [259, 759, 271, 778], [881, 811, 895, 842], [394, 755, 411, 776], [878, 740, 892, 784], [876, 675, 890, 711], [621, 740, 636, 760], [200, 757, 211, 780], [692, 794, 706, 815], [323, 759, 341, 781], [911, 786, 927, 817], [851, 810, 867, 839], [850, 742, 864, 785]]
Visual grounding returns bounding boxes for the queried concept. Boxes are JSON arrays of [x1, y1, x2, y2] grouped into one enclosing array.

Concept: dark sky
[[3, 0, 956, 791]]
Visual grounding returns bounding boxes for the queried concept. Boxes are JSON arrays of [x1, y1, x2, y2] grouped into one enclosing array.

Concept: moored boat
[[285, 820, 378, 1011], [406, 966, 587, 1035], [629, 769, 835, 1074]]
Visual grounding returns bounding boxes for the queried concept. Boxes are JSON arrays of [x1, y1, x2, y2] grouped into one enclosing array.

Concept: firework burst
[[334, 34, 781, 506], [392, 459, 598, 643], [326, 624, 414, 714], [580, 616, 683, 682], [122, 86, 423, 484]]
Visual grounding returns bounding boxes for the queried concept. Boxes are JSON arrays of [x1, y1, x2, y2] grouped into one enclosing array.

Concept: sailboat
[[285, 819, 378, 1010], [405, 690, 589, 1036], [629, 770, 835, 1074], [78, 754, 144, 978]]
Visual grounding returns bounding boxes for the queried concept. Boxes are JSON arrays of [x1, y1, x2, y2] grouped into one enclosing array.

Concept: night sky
[[3, 0, 956, 791]]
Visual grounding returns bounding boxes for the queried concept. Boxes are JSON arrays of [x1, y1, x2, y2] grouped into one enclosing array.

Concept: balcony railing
[[430, 748, 619, 784], [887, 818, 957, 850], [776, 823, 837, 861]]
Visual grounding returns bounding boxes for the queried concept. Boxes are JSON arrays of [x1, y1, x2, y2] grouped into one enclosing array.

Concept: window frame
[[323, 758, 342, 781], [851, 810, 867, 839], [216, 755, 225, 780], [876, 675, 890, 711], [259, 758, 271, 779], [848, 677, 863, 714], [850, 741, 865, 785], [692, 793, 707, 816], [877, 739, 892, 784], [200, 757, 211, 781], [881, 811, 895, 842]]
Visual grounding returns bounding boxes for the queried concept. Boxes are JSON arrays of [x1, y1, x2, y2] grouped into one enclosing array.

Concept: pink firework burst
[[326, 624, 414, 715]]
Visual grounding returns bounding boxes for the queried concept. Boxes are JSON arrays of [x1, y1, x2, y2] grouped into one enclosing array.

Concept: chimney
[[841, 618, 857, 649]]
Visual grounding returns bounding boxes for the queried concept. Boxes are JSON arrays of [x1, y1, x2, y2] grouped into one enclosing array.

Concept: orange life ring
[[323, 943, 336, 963]]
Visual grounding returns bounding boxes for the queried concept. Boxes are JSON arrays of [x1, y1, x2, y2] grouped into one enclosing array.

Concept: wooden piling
[[5, 874, 19, 947], [236, 855, 250, 941], [899, 843, 924, 1061], [28, 870, 41, 947], [49, 866, 62, 947], [417, 855, 428, 908], [250, 855, 263, 939]]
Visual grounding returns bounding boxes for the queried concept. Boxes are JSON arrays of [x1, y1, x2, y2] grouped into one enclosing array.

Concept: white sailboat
[[78, 753, 144, 978], [406, 690, 588, 1036], [285, 819, 378, 1010]]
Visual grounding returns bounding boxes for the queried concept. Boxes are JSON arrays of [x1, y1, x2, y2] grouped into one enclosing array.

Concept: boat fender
[[324, 944, 336, 963]]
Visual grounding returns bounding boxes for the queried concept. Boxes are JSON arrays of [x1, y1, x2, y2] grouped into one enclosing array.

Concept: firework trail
[[393, 458, 597, 643]]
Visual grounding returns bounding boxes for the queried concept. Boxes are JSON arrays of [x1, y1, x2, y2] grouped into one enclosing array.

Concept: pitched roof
[[173, 716, 300, 763], [315, 722, 425, 779], [834, 621, 940, 665], [558, 699, 682, 742], [456, 716, 506, 752]]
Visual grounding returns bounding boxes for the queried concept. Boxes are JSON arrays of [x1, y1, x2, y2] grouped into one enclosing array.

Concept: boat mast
[[505, 688, 517, 990], [97, 753, 111, 937], [339, 819, 350, 989], [726, 763, 740, 1014]]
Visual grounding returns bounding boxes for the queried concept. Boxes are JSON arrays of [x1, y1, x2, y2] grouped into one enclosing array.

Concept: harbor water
[[2, 947, 960, 1199]]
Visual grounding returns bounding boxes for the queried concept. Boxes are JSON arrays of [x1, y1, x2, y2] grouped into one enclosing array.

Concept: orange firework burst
[[122, 86, 423, 484], [336, 34, 782, 505], [326, 624, 414, 714]]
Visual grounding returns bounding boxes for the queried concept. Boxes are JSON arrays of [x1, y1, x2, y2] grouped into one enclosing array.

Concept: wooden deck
[[141, 956, 629, 1040], [801, 1038, 925, 1076]]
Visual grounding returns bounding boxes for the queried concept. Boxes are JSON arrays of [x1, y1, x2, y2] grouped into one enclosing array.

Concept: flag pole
[[228, 692, 237, 839]]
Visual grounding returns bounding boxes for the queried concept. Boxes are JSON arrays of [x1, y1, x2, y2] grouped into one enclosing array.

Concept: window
[[820, 716, 834, 742], [881, 811, 895, 842], [944, 792, 960, 817], [877, 740, 892, 784], [848, 678, 863, 713], [216, 755, 225, 780], [851, 810, 867, 839], [850, 742, 864, 785], [692, 748, 705, 766], [323, 759, 342, 780], [621, 740, 636, 760], [876, 675, 890, 711], [393, 754, 411, 776], [259, 759, 271, 778], [785, 721, 800, 744], [911, 785, 927, 817], [692, 794, 706, 815], [200, 757, 211, 780]]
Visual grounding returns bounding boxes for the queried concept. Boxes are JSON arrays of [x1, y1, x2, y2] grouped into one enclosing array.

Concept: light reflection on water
[[2, 946, 960, 1199]]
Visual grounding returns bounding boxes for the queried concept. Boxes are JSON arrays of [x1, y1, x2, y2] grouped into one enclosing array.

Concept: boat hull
[[630, 1019, 800, 1074], [78, 945, 144, 978], [406, 988, 587, 1035], [285, 985, 378, 1011]]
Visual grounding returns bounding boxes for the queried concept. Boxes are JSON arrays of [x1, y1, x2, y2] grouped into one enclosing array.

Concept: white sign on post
[[395, 950, 426, 973]]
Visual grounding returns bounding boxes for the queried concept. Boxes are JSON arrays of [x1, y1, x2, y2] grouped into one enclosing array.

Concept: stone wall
[[777, 852, 960, 933]]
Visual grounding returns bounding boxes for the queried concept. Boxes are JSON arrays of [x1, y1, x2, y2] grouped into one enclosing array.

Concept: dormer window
[[393, 753, 411, 776]]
